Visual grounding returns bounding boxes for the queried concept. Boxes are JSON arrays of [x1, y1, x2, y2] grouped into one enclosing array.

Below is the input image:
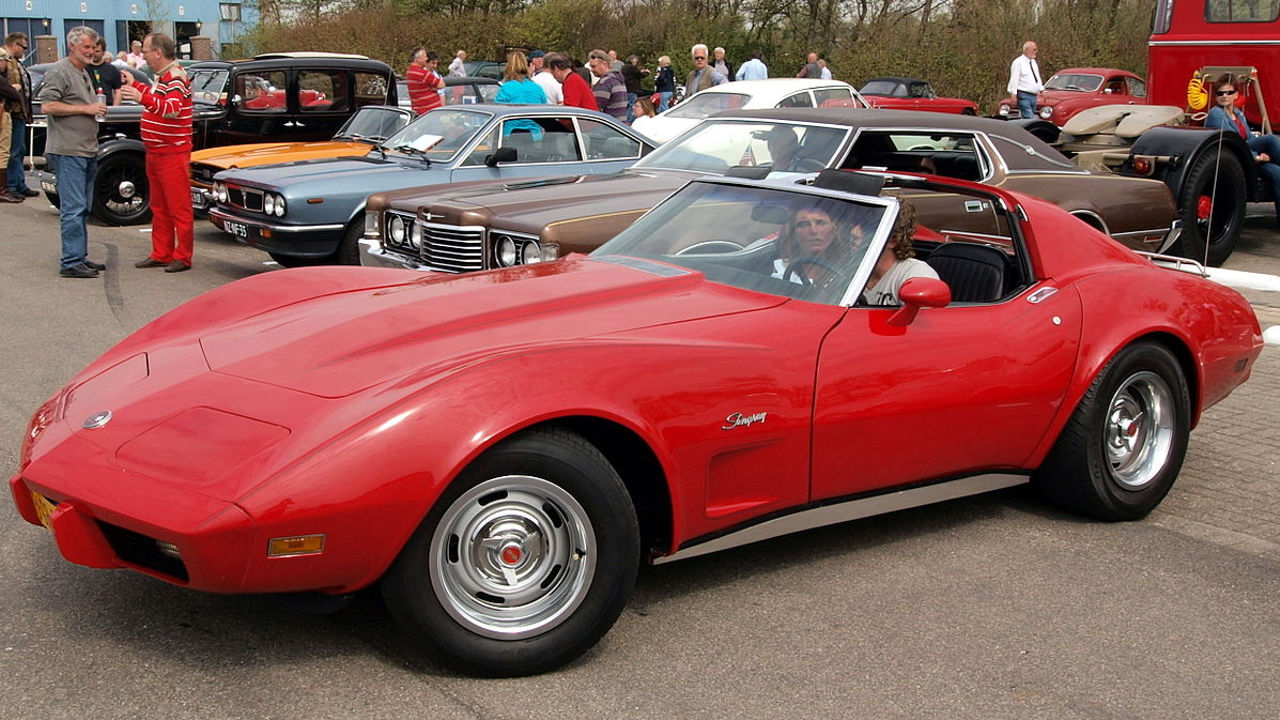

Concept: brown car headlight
[[388, 215, 406, 244], [496, 235, 518, 267]]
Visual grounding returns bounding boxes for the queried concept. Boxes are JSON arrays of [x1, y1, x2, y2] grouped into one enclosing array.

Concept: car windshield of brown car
[[636, 120, 849, 175]]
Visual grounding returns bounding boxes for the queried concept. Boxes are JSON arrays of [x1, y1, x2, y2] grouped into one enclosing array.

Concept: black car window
[[354, 71, 390, 108], [776, 92, 815, 108], [237, 71, 288, 113], [848, 131, 988, 182], [299, 70, 348, 113]]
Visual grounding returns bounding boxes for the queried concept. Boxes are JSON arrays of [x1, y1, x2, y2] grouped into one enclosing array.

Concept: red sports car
[[10, 170, 1261, 677], [859, 77, 979, 115], [999, 67, 1147, 125]]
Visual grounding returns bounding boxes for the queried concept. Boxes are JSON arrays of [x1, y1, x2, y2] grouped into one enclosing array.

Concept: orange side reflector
[[268, 534, 326, 557]]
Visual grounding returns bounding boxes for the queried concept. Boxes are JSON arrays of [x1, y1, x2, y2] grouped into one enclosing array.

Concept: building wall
[[2, 0, 255, 62]]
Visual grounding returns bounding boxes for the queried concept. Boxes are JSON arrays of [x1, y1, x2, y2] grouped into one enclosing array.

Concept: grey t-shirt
[[37, 58, 99, 157], [862, 258, 939, 306]]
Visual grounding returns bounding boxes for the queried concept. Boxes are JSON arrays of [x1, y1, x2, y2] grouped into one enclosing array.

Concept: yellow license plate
[[30, 490, 57, 530]]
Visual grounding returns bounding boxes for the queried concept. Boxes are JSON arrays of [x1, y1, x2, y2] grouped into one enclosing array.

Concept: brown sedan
[[359, 109, 1180, 273]]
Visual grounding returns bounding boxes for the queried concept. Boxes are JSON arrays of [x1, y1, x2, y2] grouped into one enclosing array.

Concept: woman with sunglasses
[[1205, 74, 1280, 227]]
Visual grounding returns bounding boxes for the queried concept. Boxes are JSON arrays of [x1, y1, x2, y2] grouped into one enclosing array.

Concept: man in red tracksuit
[[121, 32, 194, 272]]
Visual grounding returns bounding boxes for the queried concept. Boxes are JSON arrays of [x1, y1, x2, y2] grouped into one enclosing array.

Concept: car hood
[[385, 168, 691, 235], [217, 154, 443, 193], [192, 141, 373, 170], [200, 256, 781, 398]]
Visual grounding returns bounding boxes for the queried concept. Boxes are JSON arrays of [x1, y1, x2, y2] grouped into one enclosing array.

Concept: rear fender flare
[[1130, 126, 1257, 201]]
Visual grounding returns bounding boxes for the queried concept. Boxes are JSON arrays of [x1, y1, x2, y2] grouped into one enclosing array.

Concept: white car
[[633, 79, 868, 143]]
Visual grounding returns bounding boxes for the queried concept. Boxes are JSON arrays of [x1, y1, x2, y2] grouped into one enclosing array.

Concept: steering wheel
[[784, 257, 841, 287], [675, 240, 745, 256]]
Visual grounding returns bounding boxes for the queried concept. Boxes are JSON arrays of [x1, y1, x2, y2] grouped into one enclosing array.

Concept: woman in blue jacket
[[1205, 75, 1280, 227]]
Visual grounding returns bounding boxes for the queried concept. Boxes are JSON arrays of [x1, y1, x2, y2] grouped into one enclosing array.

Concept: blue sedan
[[208, 105, 655, 265]]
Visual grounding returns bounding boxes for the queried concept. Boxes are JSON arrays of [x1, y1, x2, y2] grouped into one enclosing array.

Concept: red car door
[[808, 284, 1082, 501]]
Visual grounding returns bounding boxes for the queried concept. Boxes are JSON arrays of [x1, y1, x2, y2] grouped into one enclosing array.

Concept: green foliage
[[244, 0, 1157, 111]]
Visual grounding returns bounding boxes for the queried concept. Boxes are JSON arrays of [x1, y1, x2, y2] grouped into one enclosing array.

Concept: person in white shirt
[[448, 50, 466, 78], [1006, 40, 1044, 119], [528, 50, 562, 104], [735, 51, 768, 81], [862, 200, 940, 306]]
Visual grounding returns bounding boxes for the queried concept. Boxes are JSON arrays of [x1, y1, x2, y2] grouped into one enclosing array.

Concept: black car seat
[[926, 242, 1008, 303]]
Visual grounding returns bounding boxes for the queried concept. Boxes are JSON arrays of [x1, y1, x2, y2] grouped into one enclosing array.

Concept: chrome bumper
[[358, 237, 433, 271]]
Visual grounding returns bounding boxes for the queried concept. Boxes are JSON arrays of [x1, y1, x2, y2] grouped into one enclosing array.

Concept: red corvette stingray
[[11, 170, 1262, 676]]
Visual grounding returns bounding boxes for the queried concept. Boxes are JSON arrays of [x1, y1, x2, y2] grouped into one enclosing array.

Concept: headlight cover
[[273, 194, 286, 217], [389, 215, 406, 243], [496, 235, 518, 267], [1039, 106, 1053, 119]]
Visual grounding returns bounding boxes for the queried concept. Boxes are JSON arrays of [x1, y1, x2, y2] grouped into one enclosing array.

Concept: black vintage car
[[37, 52, 397, 225]]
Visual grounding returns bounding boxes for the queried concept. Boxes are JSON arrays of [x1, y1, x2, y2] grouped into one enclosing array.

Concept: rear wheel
[[1034, 342, 1190, 521], [93, 153, 151, 225], [326, 218, 364, 265], [1176, 150, 1244, 266], [382, 429, 640, 676]]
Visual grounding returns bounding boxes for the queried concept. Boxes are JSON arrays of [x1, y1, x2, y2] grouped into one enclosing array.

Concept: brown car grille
[[421, 223, 486, 273]]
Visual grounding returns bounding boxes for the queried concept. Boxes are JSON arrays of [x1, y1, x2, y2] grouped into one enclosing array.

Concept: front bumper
[[358, 237, 433, 271], [209, 207, 347, 259], [190, 185, 212, 217]]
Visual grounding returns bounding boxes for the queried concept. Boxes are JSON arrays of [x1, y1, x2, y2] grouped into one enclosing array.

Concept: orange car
[[189, 105, 414, 214]]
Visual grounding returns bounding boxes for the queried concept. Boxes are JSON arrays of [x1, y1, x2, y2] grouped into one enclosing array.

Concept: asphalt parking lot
[[1, 186, 1277, 720]]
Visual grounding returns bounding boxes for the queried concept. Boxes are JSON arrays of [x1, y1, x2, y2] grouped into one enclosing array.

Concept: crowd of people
[[405, 44, 834, 127], [3, 27, 194, 277]]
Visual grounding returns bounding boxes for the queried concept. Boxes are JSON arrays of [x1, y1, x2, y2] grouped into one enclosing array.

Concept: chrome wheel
[[1104, 371, 1175, 489], [430, 475, 597, 640]]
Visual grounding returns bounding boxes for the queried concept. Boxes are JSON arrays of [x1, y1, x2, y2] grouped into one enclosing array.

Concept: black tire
[[961, 107, 977, 116], [1176, 149, 1245, 267], [382, 429, 640, 676], [327, 218, 364, 265], [1033, 342, 1190, 521], [92, 153, 151, 225]]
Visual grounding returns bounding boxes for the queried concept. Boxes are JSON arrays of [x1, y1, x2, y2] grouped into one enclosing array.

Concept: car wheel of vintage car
[[1034, 342, 1190, 521], [1177, 150, 1244, 267], [382, 429, 640, 676], [92, 153, 151, 225], [327, 218, 364, 266]]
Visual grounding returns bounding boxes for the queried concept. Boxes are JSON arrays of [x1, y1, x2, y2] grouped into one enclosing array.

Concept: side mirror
[[485, 146, 517, 167], [887, 277, 951, 326]]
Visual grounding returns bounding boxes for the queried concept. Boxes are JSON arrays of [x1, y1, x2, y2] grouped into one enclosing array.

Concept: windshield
[[335, 106, 410, 142], [189, 68, 230, 104], [665, 91, 752, 119], [634, 120, 850, 175], [593, 181, 890, 306], [860, 80, 905, 97], [1045, 73, 1103, 92], [381, 108, 491, 161]]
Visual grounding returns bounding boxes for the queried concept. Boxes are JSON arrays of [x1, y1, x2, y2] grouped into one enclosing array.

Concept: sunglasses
[[1216, 89, 1237, 96], [693, 56, 706, 60]]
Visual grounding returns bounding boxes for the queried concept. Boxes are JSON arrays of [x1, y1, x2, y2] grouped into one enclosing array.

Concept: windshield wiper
[[391, 145, 433, 165]]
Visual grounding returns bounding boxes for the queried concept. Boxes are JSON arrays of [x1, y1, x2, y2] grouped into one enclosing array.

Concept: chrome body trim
[[652, 473, 1029, 565], [358, 238, 432, 270], [209, 208, 345, 234]]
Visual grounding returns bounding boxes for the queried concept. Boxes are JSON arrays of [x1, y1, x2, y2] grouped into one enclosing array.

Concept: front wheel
[[382, 429, 640, 676], [93, 153, 151, 225], [1176, 149, 1244, 267], [1034, 342, 1190, 521]]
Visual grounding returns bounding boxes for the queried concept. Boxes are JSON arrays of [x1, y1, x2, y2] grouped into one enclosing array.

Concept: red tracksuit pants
[[146, 151, 194, 266]]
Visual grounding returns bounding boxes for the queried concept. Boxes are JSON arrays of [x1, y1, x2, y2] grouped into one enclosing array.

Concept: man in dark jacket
[[1, 32, 35, 202], [620, 55, 649, 122]]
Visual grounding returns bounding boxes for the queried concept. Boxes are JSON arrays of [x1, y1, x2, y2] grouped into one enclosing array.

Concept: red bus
[[1148, 0, 1279, 128]]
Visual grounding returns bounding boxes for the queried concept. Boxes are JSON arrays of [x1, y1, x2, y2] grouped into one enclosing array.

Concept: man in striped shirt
[[406, 47, 445, 115], [120, 33, 194, 272]]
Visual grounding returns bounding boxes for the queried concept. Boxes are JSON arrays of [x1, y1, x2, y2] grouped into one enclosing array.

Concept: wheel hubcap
[[1196, 195, 1212, 221], [117, 180, 136, 200], [431, 475, 596, 640], [1104, 371, 1175, 488]]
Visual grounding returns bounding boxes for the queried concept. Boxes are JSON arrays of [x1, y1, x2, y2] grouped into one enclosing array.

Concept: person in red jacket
[[120, 33, 194, 272], [405, 47, 445, 115], [545, 52, 596, 111]]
